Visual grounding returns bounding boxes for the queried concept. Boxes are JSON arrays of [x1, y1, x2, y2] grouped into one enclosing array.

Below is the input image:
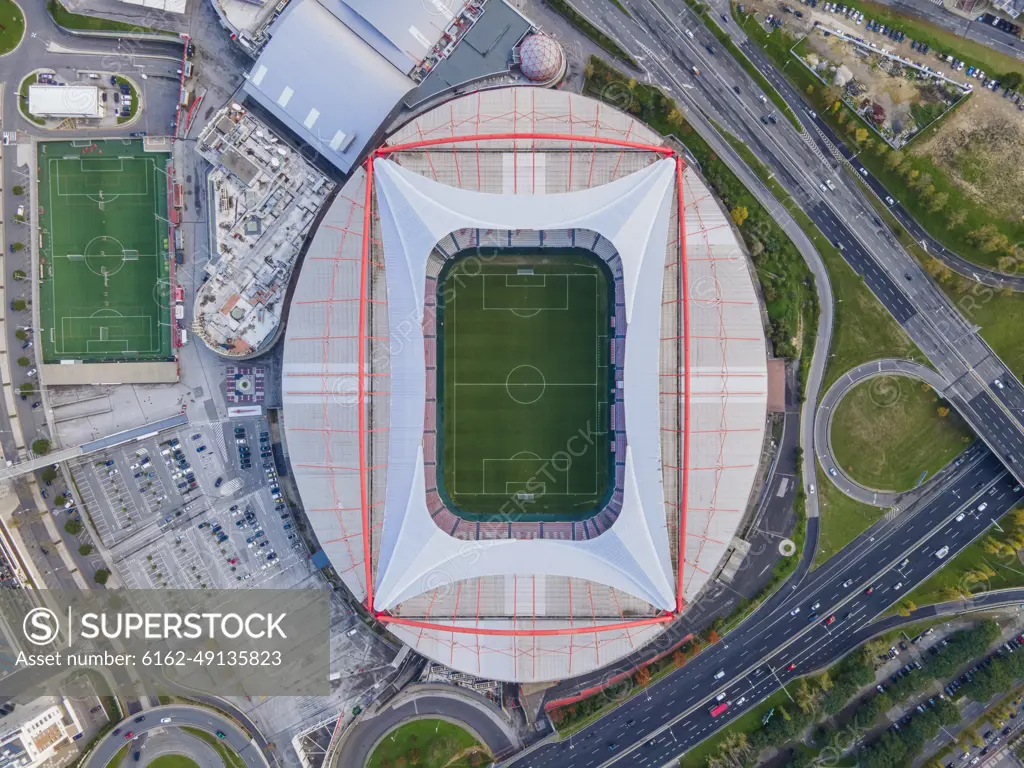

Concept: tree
[[11, 245, 23, 255], [94, 568, 110, 585], [707, 628, 721, 644], [937, 406, 949, 418], [885, 150, 904, 171], [15, 330, 26, 341], [32, 439, 51, 455], [64, 519, 83, 535], [16, 357, 29, 367], [855, 127, 869, 144], [12, 185, 23, 196], [41, 467, 57, 483], [78, 544, 93, 556], [54, 494, 66, 506], [19, 383, 34, 397], [668, 107, 686, 128], [635, 666, 651, 686], [928, 191, 949, 213], [11, 300, 26, 311], [947, 209, 967, 229], [731, 206, 749, 227]]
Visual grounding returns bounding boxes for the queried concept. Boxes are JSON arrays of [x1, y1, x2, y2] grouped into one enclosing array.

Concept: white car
[[810, 602, 821, 611], [893, 582, 903, 591], [935, 546, 950, 559], [714, 669, 726, 680], [809, 484, 816, 495], [955, 513, 965, 522], [791, 607, 801, 616], [994, 379, 1004, 390], [715, 692, 727, 702], [978, 503, 988, 512], [885, 196, 895, 205], [842, 579, 854, 588], [16, 205, 24, 218], [25, 368, 36, 378], [860, 167, 868, 176], [160, 718, 172, 724]]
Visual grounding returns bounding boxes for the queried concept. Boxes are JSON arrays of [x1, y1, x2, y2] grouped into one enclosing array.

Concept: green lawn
[[36, 139, 173, 363], [368, 720, 487, 768], [0, 0, 25, 55], [147, 757, 199, 768], [830, 376, 972, 492], [440, 252, 610, 518], [735, 5, 1024, 271], [813, 465, 889, 568]]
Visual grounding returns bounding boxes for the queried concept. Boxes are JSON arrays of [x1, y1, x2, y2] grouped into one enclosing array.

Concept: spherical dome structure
[[283, 87, 768, 683], [517, 33, 565, 82]]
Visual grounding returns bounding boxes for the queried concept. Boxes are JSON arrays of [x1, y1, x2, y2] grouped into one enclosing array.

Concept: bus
[[710, 702, 729, 717]]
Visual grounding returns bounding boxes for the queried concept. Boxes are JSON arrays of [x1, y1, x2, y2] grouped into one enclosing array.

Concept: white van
[[935, 546, 950, 559]]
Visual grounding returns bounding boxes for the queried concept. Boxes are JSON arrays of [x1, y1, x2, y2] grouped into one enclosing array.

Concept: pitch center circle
[[83, 235, 126, 278], [505, 365, 546, 405]]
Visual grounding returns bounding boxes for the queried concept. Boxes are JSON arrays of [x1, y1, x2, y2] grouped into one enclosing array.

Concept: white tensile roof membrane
[[282, 88, 768, 681]]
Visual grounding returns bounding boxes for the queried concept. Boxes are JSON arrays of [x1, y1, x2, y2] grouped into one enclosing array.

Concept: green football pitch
[[37, 140, 172, 363], [438, 253, 612, 518]]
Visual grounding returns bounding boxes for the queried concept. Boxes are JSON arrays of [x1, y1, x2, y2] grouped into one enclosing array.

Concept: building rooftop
[[194, 105, 335, 358]]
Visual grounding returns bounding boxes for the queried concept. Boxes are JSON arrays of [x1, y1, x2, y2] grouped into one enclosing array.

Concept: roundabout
[[815, 359, 970, 506]]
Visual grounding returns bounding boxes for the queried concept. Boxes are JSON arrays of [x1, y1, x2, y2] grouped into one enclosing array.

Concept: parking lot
[[69, 416, 314, 590]]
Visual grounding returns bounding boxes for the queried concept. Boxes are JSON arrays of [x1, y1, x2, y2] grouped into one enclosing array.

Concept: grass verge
[[18, 73, 45, 126], [47, 0, 171, 34], [115, 76, 139, 125], [830, 375, 972, 491], [367, 719, 487, 768], [0, 0, 25, 55], [813, 465, 888, 567], [683, 0, 801, 131], [543, 0, 637, 66], [735, 4, 1024, 272], [182, 729, 244, 768], [148, 758, 199, 768]]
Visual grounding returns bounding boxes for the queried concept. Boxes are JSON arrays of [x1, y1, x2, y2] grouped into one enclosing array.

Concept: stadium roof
[[242, 0, 415, 174], [373, 157, 678, 611], [282, 88, 768, 681], [28, 86, 101, 118]]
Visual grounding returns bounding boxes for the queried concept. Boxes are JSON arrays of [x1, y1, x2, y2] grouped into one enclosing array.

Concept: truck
[[710, 702, 729, 717], [691, 66, 701, 76]]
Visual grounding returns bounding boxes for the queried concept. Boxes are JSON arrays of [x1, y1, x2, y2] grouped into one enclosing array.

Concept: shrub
[[32, 439, 51, 455], [94, 568, 110, 585]]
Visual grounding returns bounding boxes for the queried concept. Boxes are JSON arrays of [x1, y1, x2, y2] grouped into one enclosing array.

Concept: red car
[[124, 732, 134, 741], [786, 663, 796, 671], [864, 586, 874, 595], [825, 615, 836, 626]]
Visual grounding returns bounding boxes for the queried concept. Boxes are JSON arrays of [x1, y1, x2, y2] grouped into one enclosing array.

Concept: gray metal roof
[[406, 0, 531, 106], [342, 0, 454, 71], [242, 0, 414, 174]]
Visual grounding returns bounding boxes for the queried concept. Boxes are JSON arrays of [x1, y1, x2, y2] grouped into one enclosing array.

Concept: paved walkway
[[815, 358, 950, 506]]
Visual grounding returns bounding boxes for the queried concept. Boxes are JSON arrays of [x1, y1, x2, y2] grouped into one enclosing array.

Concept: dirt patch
[[914, 96, 1024, 224]]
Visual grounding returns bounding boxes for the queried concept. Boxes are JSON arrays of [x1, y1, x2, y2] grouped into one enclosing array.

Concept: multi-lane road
[[509, 449, 1022, 766]]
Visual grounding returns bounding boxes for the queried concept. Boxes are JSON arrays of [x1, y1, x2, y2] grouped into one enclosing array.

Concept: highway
[[507, 450, 1022, 766], [550, 0, 1024, 495]]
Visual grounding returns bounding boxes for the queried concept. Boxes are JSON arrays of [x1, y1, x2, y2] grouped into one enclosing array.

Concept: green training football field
[[438, 252, 612, 518], [37, 139, 172, 363]]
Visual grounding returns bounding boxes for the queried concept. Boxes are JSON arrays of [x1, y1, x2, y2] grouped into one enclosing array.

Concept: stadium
[[282, 87, 769, 682]]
